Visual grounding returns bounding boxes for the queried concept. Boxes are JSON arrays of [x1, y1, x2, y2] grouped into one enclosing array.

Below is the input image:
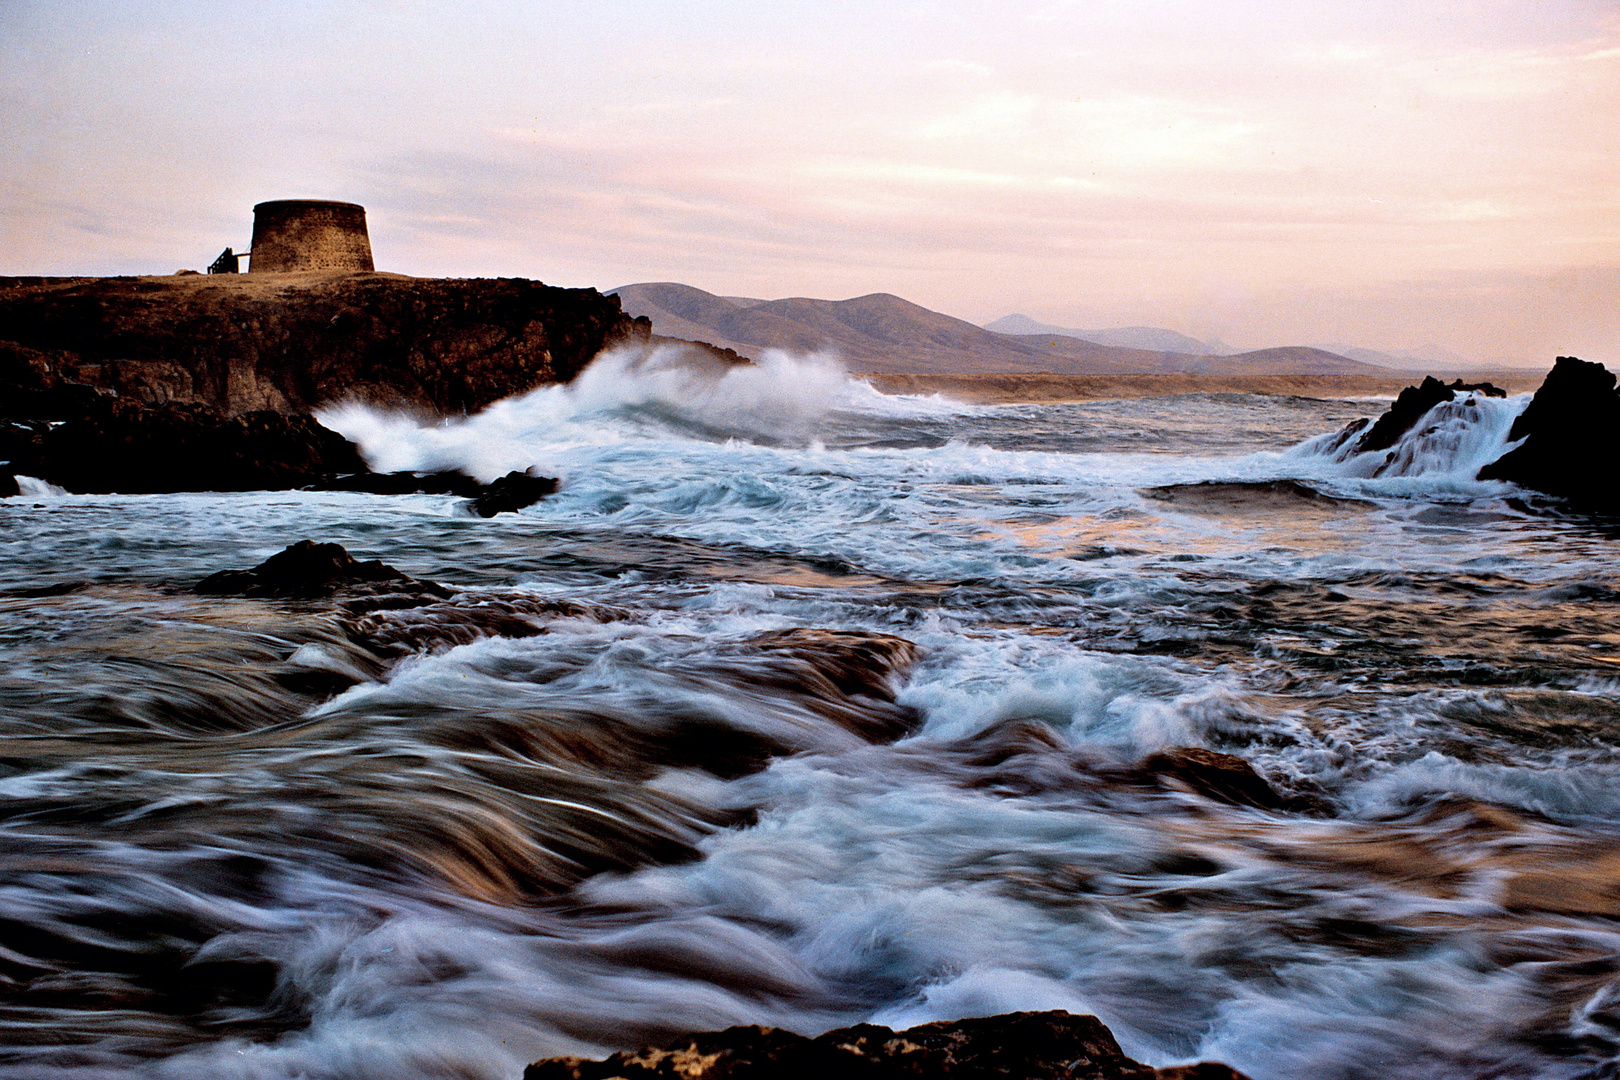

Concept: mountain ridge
[[611, 282, 1386, 376], [984, 314, 1234, 356]]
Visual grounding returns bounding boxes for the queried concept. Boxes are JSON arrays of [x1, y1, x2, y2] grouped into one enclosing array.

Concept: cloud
[[2, 0, 1617, 361]]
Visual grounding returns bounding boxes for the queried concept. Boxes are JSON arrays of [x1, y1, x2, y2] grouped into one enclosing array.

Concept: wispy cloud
[[2, 0, 1616, 362]]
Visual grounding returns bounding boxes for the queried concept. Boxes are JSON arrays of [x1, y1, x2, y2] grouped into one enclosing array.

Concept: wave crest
[[318, 345, 966, 480]]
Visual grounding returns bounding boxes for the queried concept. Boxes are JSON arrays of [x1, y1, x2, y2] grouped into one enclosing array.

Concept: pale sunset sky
[[2, 0, 1616, 363]]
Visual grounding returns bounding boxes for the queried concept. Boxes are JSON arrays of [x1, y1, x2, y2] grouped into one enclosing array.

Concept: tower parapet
[[248, 200, 374, 273]]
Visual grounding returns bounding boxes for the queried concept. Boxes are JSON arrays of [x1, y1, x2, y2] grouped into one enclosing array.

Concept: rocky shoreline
[[2, 269, 1615, 517]]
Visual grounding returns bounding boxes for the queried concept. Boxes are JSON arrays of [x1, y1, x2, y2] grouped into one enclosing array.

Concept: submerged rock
[[1140, 747, 1286, 811], [1141, 479, 1375, 513], [1478, 356, 1620, 511], [523, 1010, 1250, 1079]]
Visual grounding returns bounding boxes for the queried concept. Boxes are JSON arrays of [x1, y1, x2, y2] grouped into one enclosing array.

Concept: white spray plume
[[318, 342, 963, 480]]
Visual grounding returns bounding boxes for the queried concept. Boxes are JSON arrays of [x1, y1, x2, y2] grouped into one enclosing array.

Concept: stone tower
[[248, 200, 374, 273]]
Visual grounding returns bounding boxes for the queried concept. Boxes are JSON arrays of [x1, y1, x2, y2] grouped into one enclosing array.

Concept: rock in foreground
[[194, 539, 446, 599], [524, 1010, 1249, 1080], [1478, 355, 1620, 510]]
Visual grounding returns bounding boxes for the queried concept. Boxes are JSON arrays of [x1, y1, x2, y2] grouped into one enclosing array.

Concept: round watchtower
[[248, 200, 374, 273]]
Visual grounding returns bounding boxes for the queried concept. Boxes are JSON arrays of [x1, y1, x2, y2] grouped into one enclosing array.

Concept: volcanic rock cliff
[[0, 272, 650, 416]]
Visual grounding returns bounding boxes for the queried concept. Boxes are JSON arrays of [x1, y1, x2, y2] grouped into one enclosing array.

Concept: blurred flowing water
[[2, 348, 1619, 1080]]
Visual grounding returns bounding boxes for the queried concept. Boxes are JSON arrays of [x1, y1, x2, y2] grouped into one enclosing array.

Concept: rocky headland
[[0, 272, 649, 497], [0, 272, 648, 415]]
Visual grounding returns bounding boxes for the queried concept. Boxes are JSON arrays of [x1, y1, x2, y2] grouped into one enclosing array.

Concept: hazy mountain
[[984, 314, 1233, 355], [983, 313, 1072, 337], [611, 283, 1385, 376], [1084, 326, 1234, 354], [999, 334, 1383, 376], [1312, 343, 1472, 370]]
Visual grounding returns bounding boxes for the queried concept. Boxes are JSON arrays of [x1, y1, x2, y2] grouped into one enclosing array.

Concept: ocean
[[2, 347, 1618, 1080]]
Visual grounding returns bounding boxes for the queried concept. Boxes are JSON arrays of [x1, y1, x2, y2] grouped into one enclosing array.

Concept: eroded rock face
[[0, 273, 650, 417], [523, 1010, 1250, 1080], [1478, 356, 1620, 510]]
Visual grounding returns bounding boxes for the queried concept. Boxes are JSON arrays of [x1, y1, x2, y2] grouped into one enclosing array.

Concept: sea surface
[[3, 348, 1619, 1080]]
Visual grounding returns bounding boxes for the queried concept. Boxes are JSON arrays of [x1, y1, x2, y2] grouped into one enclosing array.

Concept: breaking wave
[[318, 345, 968, 480]]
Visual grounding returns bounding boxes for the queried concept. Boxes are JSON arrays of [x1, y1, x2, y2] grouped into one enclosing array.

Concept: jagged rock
[[1139, 747, 1285, 810], [467, 470, 559, 516], [1355, 376, 1504, 454], [1478, 356, 1620, 510], [194, 540, 448, 600], [523, 1011, 1250, 1079], [0, 273, 650, 416]]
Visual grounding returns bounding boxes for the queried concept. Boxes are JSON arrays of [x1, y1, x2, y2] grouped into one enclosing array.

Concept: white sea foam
[[10, 474, 67, 497], [318, 345, 969, 480], [1288, 391, 1529, 491]]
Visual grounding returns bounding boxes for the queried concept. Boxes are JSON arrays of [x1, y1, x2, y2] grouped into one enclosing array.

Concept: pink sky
[[3, 0, 1616, 364]]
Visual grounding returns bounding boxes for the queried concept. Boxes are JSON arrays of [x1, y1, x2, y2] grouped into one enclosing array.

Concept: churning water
[[3, 347, 1619, 1080]]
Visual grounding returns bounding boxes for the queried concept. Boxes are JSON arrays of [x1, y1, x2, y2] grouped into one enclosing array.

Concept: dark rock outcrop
[[313, 470, 487, 496], [1478, 356, 1620, 510], [468, 470, 559, 517], [0, 273, 650, 417], [2, 396, 366, 494], [314, 469, 560, 514], [1355, 376, 1505, 454], [194, 539, 444, 599], [524, 1010, 1249, 1080]]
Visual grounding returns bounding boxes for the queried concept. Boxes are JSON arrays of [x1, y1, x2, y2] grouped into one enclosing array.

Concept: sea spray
[[317, 344, 965, 480]]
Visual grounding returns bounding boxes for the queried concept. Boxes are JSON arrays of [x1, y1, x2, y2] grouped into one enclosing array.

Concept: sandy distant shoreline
[[857, 370, 1546, 403]]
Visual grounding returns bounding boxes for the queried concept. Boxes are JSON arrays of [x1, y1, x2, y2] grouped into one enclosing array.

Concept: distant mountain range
[[983, 315, 1237, 356], [610, 283, 1388, 376], [985, 314, 1478, 370]]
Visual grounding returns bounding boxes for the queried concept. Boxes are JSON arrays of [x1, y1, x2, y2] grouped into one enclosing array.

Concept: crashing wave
[[1290, 391, 1528, 483], [319, 345, 969, 479]]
